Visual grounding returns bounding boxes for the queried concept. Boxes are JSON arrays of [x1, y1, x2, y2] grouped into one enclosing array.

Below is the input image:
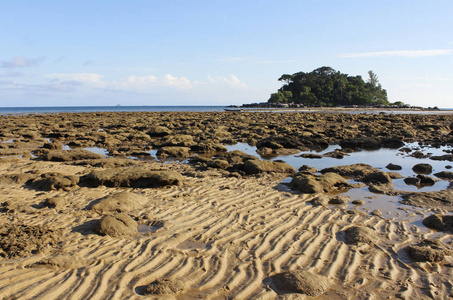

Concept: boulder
[[321, 163, 391, 184], [406, 239, 453, 262], [81, 168, 183, 188], [272, 270, 328, 297], [422, 214, 453, 232], [386, 163, 402, 171], [29, 172, 78, 191], [141, 279, 185, 295], [43, 197, 66, 209], [291, 172, 350, 193], [412, 163, 433, 175], [39, 150, 104, 161], [156, 147, 191, 159], [434, 171, 453, 180], [344, 225, 376, 245], [243, 159, 296, 175], [91, 191, 145, 214], [94, 213, 138, 237]]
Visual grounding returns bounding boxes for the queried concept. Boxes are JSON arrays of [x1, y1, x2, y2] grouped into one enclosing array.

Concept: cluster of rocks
[[1, 111, 452, 163]]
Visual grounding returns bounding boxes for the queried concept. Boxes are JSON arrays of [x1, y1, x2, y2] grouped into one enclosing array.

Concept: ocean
[[0, 106, 226, 115]]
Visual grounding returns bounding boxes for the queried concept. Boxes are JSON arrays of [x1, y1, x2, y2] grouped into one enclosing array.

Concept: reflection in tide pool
[[225, 142, 452, 192]]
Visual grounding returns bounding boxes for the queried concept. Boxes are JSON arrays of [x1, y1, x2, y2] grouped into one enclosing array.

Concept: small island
[[235, 67, 438, 110]]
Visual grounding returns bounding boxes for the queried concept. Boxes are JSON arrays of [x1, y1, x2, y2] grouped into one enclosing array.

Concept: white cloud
[[206, 75, 247, 88], [1, 56, 46, 68], [162, 74, 192, 89], [339, 49, 453, 58]]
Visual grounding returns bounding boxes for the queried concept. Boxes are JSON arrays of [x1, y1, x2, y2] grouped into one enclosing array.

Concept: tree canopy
[[268, 67, 389, 106]]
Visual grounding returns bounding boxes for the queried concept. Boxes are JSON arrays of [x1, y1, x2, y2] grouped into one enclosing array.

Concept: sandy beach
[[0, 110, 452, 299]]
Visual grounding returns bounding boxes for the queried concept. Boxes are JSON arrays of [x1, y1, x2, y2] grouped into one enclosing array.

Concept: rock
[[404, 177, 420, 186], [412, 163, 433, 175], [386, 163, 402, 170], [156, 147, 191, 159], [272, 270, 328, 297], [207, 159, 230, 169], [422, 214, 453, 232], [351, 199, 365, 205], [430, 154, 453, 161], [29, 172, 79, 191], [90, 191, 145, 214], [94, 213, 138, 237], [39, 150, 104, 161], [256, 136, 304, 150], [81, 168, 183, 188], [321, 163, 391, 184], [42, 140, 63, 150], [290, 172, 350, 193], [153, 135, 196, 147], [190, 141, 227, 154], [0, 223, 62, 259], [387, 172, 404, 179], [400, 189, 453, 209], [368, 183, 393, 194], [339, 137, 381, 150], [406, 239, 453, 262], [309, 195, 329, 206], [328, 195, 350, 205], [298, 153, 323, 159], [141, 279, 185, 295], [44, 197, 66, 209], [146, 126, 172, 137], [297, 165, 318, 175], [344, 225, 376, 245], [243, 159, 296, 175], [434, 171, 453, 180], [371, 210, 383, 216], [416, 174, 436, 186]]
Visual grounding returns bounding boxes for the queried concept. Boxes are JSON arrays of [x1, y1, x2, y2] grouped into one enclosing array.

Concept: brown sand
[[0, 111, 452, 299]]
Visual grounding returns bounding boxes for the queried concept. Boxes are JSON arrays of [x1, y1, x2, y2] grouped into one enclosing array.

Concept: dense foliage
[[268, 67, 389, 106]]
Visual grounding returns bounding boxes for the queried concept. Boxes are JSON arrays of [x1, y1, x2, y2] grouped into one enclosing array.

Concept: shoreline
[[0, 111, 452, 299]]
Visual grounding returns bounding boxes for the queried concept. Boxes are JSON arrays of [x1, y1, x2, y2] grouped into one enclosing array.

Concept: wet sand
[[0, 111, 452, 299]]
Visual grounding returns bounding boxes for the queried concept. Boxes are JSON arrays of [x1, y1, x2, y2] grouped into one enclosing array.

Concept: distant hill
[[268, 67, 389, 107]]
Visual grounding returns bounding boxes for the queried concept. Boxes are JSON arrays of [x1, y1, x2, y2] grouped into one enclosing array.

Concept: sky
[[0, 0, 452, 108]]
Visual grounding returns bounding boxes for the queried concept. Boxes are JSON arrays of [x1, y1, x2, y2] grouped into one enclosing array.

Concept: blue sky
[[1, 0, 452, 107]]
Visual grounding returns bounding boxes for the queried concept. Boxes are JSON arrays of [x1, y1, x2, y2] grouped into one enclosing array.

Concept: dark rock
[[422, 214, 453, 232], [412, 163, 433, 175], [272, 270, 328, 297], [416, 174, 436, 186], [94, 213, 138, 237], [146, 126, 172, 137], [404, 177, 420, 186], [207, 159, 230, 169], [351, 199, 365, 205], [434, 171, 453, 180], [386, 163, 402, 171], [406, 239, 453, 262], [190, 141, 227, 154], [339, 137, 381, 150], [82, 168, 183, 188], [430, 154, 453, 161]]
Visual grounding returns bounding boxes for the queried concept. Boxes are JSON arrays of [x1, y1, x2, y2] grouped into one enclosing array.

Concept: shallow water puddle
[[62, 145, 108, 156], [137, 224, 161, 233]]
